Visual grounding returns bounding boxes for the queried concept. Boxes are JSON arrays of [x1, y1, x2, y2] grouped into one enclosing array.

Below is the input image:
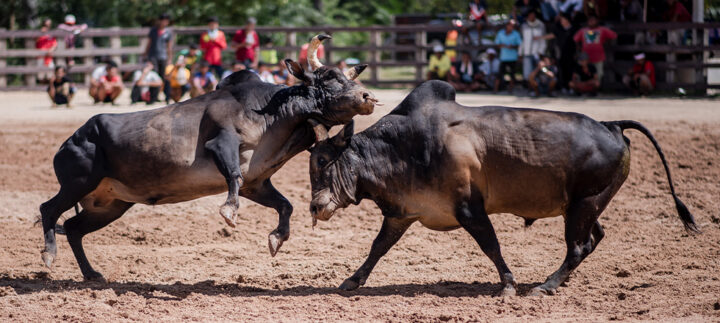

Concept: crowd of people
[[429, 0, 690, 97]]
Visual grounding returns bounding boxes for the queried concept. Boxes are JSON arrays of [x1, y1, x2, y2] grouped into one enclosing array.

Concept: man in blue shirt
[[495, 20, 522, 92]]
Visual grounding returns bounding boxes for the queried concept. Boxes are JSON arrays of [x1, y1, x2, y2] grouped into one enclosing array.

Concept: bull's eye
[[318, 157, 327, 168]]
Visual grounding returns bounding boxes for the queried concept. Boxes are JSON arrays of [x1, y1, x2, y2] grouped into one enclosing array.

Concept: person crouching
[[623, 53, 655, 96], [164, 55, 191, 103], [190, 61, 218, 97], [131, 61, 163, 105], [47, 66, 75, 108]]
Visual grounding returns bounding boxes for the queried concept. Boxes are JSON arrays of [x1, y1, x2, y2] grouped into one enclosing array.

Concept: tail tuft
[[674, 196, 700, 234]]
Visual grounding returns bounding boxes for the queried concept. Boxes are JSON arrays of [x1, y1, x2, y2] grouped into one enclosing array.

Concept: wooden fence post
[[83, 37, 94, 86], [0, 29, 6, 87], [415, 31, 427, 85], [24, 38, 37, 86], [109, 27, 122, 64], [286, 31, 297, 61], [369, 29, 381, 86]]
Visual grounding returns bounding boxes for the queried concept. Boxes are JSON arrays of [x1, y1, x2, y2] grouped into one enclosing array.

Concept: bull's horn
[[308, 34, 331, 71], [344, 64, 367, 81], [308, 118, 329, 141]]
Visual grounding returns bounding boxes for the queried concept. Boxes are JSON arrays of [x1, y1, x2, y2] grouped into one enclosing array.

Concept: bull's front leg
[[241, 179, 292, 257], [205, 128, 243, 227]]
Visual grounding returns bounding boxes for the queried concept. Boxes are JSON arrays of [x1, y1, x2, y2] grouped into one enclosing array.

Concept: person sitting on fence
[[200, 16, 227, 78], [495, 20, 522, 92], [190, 61, 218, 97], [427, 43, 451, 81], [47, 66, 75, 108], [36, 18, 57, 83], [623, 53, 655, 96], [96, 64, 123, 104], [164, 55, 191, 103], [232, 17, 260, 69], [449, 51, 482, 92], [131, 61, 163, 105], [569, 53, 599, 96], [57, 14, 87, 67], [528, 55, 558, 97], [478, 48, 501, 92], [178, 44, 203, 72], [221, 61, 246, 80]]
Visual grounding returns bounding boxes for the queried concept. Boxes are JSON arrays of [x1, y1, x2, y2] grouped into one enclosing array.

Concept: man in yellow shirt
[[427, 44, 451, 80], [164, 55, 191, 103]]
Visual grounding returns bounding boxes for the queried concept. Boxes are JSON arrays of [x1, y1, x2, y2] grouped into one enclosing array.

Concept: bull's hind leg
[[241, 179, 293, 257], [530, 191, 616, 296], [339, 216, 414, 291], [205, 128, 244, 227], [63, 199, 133, 281], [456, 200, 518, 297]]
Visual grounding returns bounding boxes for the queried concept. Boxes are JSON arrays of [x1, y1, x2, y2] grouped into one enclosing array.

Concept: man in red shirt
[[232, 17, 259, 69], [573, 15, 616, 84], [623, 53, 655, 95], [199, 16, 227, 78], [96, 65, 123, 105], [36, 18, 57, 82]]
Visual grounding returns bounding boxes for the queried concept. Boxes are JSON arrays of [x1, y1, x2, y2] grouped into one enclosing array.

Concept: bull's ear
[[331, 120, 354, 148], [285, 59, 310, 84]]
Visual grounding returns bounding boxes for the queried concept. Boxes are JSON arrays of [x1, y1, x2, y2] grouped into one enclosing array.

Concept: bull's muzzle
[[309, 199, 336, 228]]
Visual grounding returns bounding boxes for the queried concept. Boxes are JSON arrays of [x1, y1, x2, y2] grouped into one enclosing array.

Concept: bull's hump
[[390, 80, 456, 116]]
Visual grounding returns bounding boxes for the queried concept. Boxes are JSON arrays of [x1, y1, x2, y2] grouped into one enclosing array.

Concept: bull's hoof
[[83, 271, 107, 283], [529, 286, 555, 297], [268, 230, 288, 257], [499, 284, 517, 297], [41, 250, 55, 269], [338, 278, 360, 291], [219, 205, 237, 228]]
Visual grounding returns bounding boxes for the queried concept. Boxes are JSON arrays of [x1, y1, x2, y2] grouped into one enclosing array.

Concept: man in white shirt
[[131, 61, 163, 104], [519, 10, 547, 81]]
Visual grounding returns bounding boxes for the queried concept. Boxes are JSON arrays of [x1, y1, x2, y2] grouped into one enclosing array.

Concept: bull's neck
[[264, 85, 326, 128]]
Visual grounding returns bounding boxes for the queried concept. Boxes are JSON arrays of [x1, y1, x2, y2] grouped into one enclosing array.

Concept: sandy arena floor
[[0, 89, 718, 322]]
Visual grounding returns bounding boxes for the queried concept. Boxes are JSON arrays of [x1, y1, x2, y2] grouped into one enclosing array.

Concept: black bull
[[39, 58, 375, 281], [308, 80, 699, 296]]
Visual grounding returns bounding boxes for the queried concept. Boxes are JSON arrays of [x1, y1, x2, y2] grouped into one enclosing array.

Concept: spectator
[[274, 61, 294, 86], [199, 16, 227, 78], [131, 61, 163, 105], [445, 20, 462, 61], [96, 64, 123, 104], [664, 0, 691, 22], [623, 53, 655, 95], [427, 43, 452, 81], [528, 55, 558, 97], [573, 15, 616, 84], [569, 53, 599, 96], [513, 0, 540, 24], [164, 55, 191, 103], [89, 61, 117, 103], [469, 0, 488, 22], [144, 13, 174, 104], [449, 51, 481, 92], [177, 44, 203, 72], [620, 0, 643, 22], [221, 61, 246, 80], [191, 61, 218, 97], [541, 0, 560, 21], [257, 62, 275, 84], [519, 10, 547, 81], [546, 13, 577, 92], [47, 66, 75, 108], [57, 14, 87, 66], [558, 0, 583, 19], [299, 39, 325, 70], [36, 18, 57, 82], [232, 17, 260, 69], [478, 48, 501, 92], [495, 20, 522, 92]]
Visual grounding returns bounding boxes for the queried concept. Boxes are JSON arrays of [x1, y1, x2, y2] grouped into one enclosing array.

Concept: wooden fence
[[1, 22, 719, 92]]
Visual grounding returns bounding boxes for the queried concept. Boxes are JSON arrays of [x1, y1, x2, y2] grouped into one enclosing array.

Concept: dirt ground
[[0, 90, 719, 322]]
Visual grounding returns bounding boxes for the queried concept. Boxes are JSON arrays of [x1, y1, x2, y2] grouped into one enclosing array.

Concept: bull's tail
[[602, 120, 700, 233]]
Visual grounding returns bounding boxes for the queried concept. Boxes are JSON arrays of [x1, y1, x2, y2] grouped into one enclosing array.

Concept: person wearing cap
[[145, 13, 174, 104], [478, 48, 501, 92], [495, 20, 522, 92], [569, 52, 599, 96], [57, 14, 87, 67], [199, 16, 227, 78], [232, 17, 260, 69], [623, 53, 655, 95], [573, 14, 616, 84], [427, 43, 452, 81]]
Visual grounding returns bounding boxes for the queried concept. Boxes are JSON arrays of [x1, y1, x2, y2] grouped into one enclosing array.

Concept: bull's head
[[308, 121, 356, 226], [284, 35, 377, 125]]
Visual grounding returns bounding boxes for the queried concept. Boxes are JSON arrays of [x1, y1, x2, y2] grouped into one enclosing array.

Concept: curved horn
[[308, 34, 331, 71], [308, 118, 329, 141], [344, 64, 367, 81]]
